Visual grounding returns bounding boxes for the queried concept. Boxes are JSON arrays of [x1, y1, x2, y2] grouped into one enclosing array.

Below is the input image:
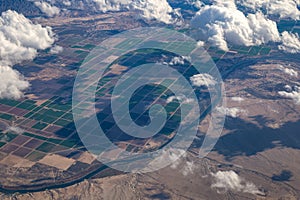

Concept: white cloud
[[0, 10, 55, 66], [190, 1, 300, 53], [237, 0, 300, 20], [190, 3, 281, 51], [50, 45, 63, 54], [216, 107, 245, 118], [168, 56, 191, 66], [31, 0, 214, 25], [147, 148, 199, 176], [92, 0, 175, 24], [52, 0, 179, 24], [190, 73, 217, 87], [284, 85, 292, 91], [6, 126, 25, 134], [211, 170, 264, 195], [0, 10, 55, 99], [277, 65, 298, 77], [181, 161, 196, 176], [247, 12, 281, 44], [231, 97, 245, 102], [0, 66, 30, 99], [236, 0, 264, 10], [62, 0, 72, 6], [34, 1, 60, 17], [278, 32, 300, 54], [170, 57, 185, 66], [278, 85, 300, 105], [212, 0, 237, 8], [185, 0, 204, 9], [197, 40, 205, 47], [146, 148, 187, 171], [152, 149, 198, 176], [166, 95, 195, 104]]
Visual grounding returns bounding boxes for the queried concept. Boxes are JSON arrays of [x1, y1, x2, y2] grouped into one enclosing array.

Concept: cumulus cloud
[[167, 56, 191, 66], [277, 65, 298, 77], [190, 3, 281, 51], [190, 73, 217, 87], [34, 1, 60, 17], [44, 0, 179, 24], [166, 95, 195, 104], [62, 0, 72, 6], [0, 66, 30, 99], [185, 0, 204, 9], [0, 10, 55, 66], [181, 161, 197, 176], [197, 40, 205, 47], [212, 0, 237, 8], [237, 0, 300, 20], [146, 148, 187, 171], [147, 148, 200, 176], [284, 85, 293, 91], [216, 107, 245, 118], [211, 170, 264, 195], [278, 85, 300, 105], [50, 45, 63, 54], [169, 57, 185, 66], [231, 97, 245, 102], [190, 1, 300, 53], [6, 126, 25, 134], [92, 0, 176, 24], [278, 32, 300, 54], [152, 149, 198, 176], [0, 10, 55, 99]]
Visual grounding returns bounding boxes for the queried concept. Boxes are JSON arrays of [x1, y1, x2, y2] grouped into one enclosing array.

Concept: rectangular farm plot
[[0, 142, 6, 148], [12, 147, 32, 157], [25, 151, 46, 162], [54, 118, 72, 127], [0, 104, 11, 112], [0, 99, 20, 107], [9, 107, 29, 116], [0, 154, 35, 168], [0, 132, 18, 142], [23, 138, 44, 149], [0, 143, 19, 154], [61, 112, 73, 121], [60, 139, 79, 148], [0, 113, 13, 121], [11, 135, 31, 145], [36, 142, 56, 153], [77, 151, 96, 164], [28, 113, 57, 124], [47, 102, 72, 112], [16, 100, 36, 110], [32, 122, 48, 130], [23, 132, 48, 141], [24, 106, 67, 124], [38, 154, 76, 170]]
